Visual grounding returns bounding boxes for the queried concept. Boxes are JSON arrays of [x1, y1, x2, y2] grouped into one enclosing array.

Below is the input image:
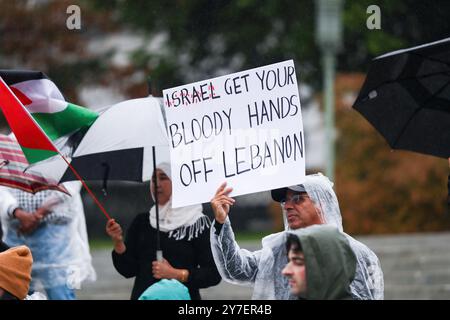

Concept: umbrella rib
[[370, 70, 450, 91], [392, 77, 450, 148], [359, 71, 450, 103], [362, 51, 450, 101], [410, 52, 450, 68]]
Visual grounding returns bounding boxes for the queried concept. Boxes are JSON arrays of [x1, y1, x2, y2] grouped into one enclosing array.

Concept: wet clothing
[[0, 182, 96, 297], [212, 218, 295, 299], [112, 213, 221, 300], [211, 173, 384, 300]]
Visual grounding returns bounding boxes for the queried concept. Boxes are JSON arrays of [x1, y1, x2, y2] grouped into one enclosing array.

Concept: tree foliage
[[89, 0, 450, 89], [335, 74, 450, 234]]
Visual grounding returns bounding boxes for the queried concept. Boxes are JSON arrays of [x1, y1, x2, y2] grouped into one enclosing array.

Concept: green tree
[[89, 0, 450, 89]]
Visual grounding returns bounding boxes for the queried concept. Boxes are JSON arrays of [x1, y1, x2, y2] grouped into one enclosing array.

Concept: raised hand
[[210, 182, 235, 224]]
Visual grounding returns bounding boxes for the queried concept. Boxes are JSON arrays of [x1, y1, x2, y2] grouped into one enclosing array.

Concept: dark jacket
[[0, 220, 9, 252], [288, 225, 357, 300], [112, 213, 221, 300]]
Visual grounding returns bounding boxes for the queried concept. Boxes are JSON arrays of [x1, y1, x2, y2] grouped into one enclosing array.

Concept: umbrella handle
[[156, 250, 163, 262], [101, 162, 110, 196], [0, 159, 9, 168]]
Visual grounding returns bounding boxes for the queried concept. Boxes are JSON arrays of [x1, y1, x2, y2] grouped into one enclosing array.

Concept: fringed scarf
[[149, 201, 210, 241]]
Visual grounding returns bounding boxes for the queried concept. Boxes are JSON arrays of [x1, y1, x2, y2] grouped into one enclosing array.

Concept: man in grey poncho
[[210, 173, 384, 300]]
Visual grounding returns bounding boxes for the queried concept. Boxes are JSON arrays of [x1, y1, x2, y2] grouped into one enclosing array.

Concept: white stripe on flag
[[11, 78, 68, 113]]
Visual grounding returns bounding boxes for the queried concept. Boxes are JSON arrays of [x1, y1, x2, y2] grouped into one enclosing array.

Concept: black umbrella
[[353, 37, 450, 159]]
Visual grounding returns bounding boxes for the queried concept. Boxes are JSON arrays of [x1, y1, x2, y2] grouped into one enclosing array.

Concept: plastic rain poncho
[[210, 173, 384, 300], [0, 182, 96, 290]]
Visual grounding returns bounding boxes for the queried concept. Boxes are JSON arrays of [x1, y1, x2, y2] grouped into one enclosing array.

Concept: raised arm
[[209, 182, 261, 285]]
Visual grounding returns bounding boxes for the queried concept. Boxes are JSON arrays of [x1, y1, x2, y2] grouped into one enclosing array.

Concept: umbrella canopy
[[353, 37, 450, 159], [28, 96, 169, 184], [0, 134, 67, 194]]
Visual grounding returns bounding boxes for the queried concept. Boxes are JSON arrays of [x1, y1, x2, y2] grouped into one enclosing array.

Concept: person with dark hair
[[282, 225, 356, 300], [106, 162, 221, 300]]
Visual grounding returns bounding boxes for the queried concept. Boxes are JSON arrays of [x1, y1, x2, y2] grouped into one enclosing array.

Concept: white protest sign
[[163, 60, 305, 208]]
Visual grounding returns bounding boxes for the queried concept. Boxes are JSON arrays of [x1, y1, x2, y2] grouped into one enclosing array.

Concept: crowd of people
[[1, 157, 449, 300]]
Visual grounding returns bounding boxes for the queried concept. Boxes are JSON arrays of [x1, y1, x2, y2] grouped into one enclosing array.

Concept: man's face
[[282, 247, 307, 297], [283, 189, 323, 229]]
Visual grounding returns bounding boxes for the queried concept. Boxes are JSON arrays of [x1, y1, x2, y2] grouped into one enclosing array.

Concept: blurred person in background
[[0, 182, 96, 300]]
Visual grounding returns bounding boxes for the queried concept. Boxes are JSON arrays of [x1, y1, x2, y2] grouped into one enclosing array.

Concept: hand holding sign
[[210, 182, 235, 224]]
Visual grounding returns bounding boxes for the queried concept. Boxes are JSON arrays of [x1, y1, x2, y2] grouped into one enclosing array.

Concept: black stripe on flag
[[0, 70, 48, 86]]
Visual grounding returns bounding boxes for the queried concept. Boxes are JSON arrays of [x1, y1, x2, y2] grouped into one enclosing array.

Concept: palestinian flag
[[0, 70, 98, 163], [32, 97, 169, 184]]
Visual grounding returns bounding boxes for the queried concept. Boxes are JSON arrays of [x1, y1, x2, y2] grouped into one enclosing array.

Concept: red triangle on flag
[[0, 77, 57, 154]]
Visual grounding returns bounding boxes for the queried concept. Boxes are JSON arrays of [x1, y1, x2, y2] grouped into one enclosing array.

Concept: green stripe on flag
[[21, 146, 58, 164], [32, 103, 98, 141]]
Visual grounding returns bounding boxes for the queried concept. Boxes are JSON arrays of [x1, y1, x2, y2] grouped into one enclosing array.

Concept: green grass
[[89, 238, 115, 250], [89, 231, 269, 250], [234, 231, 270, 242]]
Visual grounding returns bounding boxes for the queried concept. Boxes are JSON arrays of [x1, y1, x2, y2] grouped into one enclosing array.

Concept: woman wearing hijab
[[106, 162, 221, 300]]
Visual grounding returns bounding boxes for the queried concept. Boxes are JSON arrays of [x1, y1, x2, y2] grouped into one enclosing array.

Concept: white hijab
[[149, 162, 209, 240]]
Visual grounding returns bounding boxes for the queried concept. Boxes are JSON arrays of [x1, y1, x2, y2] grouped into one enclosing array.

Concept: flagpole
[[59, 154, 111, 220], [152, 145, 163, 261], [148, 77, 163, 261]]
